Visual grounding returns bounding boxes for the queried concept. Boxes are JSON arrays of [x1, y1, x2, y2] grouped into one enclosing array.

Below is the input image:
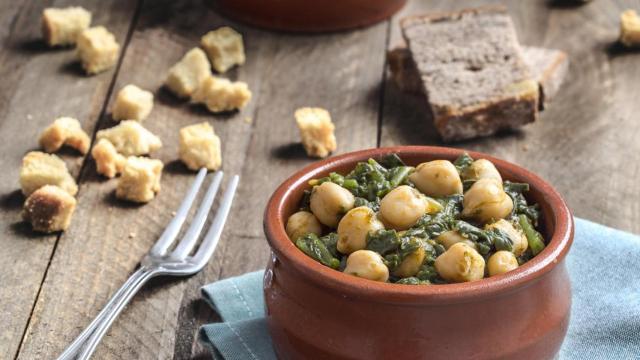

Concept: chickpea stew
[[286, 153, 546, 285]]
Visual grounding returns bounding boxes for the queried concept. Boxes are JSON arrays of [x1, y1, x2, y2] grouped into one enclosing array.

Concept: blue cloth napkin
[[199, 218, 640, 360]]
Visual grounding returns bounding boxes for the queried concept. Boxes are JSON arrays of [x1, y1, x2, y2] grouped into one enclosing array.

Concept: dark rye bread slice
[[401, 6, 539, 142], [388, 45, 569, 110]]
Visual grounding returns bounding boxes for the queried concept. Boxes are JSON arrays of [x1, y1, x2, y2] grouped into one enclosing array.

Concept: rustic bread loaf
[[388, 45, 569, 110], [401, 6, 539, 142], [521, 47, 569, 110]]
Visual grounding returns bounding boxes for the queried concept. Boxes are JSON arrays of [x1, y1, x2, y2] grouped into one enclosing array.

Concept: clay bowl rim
[[264, 146, 574, 305]]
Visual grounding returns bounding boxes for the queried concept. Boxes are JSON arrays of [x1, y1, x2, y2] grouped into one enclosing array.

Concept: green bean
[[519, 214, 546, 255]]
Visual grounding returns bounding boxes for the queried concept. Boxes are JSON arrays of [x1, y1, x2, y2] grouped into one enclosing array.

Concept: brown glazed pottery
[[210, 0, 407, 32], [263, 146, 574, 360]]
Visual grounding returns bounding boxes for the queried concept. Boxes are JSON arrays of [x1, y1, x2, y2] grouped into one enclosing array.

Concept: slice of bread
[[388, 45, 569, 110], [401, 6, 539, 142]]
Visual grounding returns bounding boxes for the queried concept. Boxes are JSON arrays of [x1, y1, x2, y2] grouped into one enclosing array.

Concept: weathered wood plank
[[16, 0, 273, 358], [17, 2, 390, 358], [380, 0, 640, 234], [0, 1, 138, 358]]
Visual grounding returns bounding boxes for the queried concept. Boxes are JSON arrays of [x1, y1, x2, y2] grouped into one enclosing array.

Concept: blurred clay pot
[[211, 0, 407, 32]]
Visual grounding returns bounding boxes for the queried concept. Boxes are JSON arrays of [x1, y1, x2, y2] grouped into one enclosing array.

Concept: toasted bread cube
[[179, 122, 222, 171], [116, 157, 163, 203], [39, 117, 90, 154], [96, 120, 162, 156], [77, 26, 120, 74], [165, 48, 211, 98], [621, 10, 640, 47], [20, 151, 78, 196], [295, 107, 337, 158], [112, 84, 154, 121], [192, 76, 251, 113], [92, 139, 126, 178], [200, 27, 245, 73], [42, 7, 91, 47], [23, 185, 77, 233]]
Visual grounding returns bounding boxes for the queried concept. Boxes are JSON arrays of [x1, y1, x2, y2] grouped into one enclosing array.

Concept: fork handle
[[57, 266, 158, 360]]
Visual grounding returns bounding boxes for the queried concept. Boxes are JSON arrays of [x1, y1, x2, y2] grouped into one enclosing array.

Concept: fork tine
[[190, 175, 239, 268], [149, 168, 207, 257], [171, 171, 224, 259]]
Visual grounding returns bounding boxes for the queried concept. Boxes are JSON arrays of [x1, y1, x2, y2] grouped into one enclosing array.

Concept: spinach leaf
[[320, 232, 340, 258], [366, 229, 400, 255], [299, 189, 311, 211], [379, 153, 406, 168], [396, 277, 430, 285], [453, 153, 474, 174], [296, 234, 340, 269], [486, 228, 514, 252], [413, 195, 462, 238], [353, 197, 380, 212], [503, 181, 540, 224], [416, 264, 441, 283]]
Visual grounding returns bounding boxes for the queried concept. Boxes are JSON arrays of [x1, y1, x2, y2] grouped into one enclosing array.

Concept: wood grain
[[0, 1, 138, 358], [380, 0, 640, 234], [2, 0, 640, 358]]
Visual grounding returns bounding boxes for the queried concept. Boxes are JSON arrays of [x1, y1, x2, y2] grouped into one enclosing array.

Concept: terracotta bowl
[[211, 0, 407, 32], [263, 146, 574, 360]]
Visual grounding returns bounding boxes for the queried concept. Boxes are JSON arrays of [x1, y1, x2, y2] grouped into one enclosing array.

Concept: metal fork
[[57, 169, 239, 360]]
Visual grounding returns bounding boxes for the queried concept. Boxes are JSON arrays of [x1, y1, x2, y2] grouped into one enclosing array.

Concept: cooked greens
[[287, 153, 547, 285]]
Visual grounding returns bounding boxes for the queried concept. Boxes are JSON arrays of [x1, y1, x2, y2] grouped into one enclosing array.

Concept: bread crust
[[401, 6, 538, 141], [22, 185, 77, 233]]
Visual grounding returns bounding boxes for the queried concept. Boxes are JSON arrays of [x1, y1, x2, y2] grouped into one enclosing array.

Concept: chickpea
[[379, 185, 441, 230], [286, 211, 322, 242], [337, 206, 385, 254], [344, 250, 389, 282], [392, 246, 426, 277], [436, 230, 477, 250], [485, 219, 528, 256], [462, 159, 502, 183], [487, 250, 519, 276], [310, 182, 355, 227], [434, 242, 485, 283], [462, 179, 513, 224], [409, 160, 463, 197]]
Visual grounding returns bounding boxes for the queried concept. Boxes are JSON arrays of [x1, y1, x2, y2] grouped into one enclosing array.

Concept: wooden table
[[1, 0, 638, 358]]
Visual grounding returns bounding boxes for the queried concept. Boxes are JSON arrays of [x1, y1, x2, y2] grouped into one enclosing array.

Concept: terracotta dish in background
[[210, 0, 407, 32], [263, 146, 574, 360]]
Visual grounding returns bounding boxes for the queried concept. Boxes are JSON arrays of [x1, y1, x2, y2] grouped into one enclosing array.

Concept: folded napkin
[[199, 218, 640, 360]]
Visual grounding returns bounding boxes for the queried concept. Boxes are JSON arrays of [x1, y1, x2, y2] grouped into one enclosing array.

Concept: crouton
[[41, 6, 91, 47], [91, 139, 126, 178], [179, 122, 222, 171], [20, 151, 78, 196], [77, 26, 120, 74], [39, 117, 90, 154], [96, 120, 162, 156], [191, 76, 251, 113], [165, 48, 211, 98], [200, 27, 245, 73], [116, 156, 163, 203], [23, 185, 77, 233], [295, 107, 337, 158], [112, 84, 154, 121]]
